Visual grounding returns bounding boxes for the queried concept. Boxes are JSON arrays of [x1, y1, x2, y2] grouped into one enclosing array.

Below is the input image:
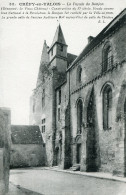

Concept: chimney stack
[[88, 36, 94, 43]]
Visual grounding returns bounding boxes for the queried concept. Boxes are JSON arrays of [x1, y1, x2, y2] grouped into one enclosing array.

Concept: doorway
[[55, 147, 59, 166], [77, 144, 81, 164]]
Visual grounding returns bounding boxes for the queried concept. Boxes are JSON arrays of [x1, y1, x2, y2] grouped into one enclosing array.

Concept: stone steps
[[70, 164, 80, 171]]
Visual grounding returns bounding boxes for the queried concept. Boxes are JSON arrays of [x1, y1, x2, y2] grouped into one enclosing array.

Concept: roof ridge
[[67, 8, 126, 70]]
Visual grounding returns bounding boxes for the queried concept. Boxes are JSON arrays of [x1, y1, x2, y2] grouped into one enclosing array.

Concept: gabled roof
[[67, 53, 77, 67], [48, 24, 67, 52], [67, 8, 126, 71], [11, 125, 43, 144]]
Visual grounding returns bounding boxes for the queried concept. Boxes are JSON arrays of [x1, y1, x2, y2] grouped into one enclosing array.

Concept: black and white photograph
[[0, 0, 126, 194]]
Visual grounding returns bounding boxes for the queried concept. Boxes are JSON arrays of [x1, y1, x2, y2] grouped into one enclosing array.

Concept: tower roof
[[40, 40, 49, 64], [36, 40, 49, 87], [49, 24, 67, 52]]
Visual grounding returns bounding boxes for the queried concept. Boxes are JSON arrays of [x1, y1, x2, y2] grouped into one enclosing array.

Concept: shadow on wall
[[86, 87, 101, 172]]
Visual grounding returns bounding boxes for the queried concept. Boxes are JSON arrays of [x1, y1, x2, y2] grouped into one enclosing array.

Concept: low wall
[[10, 125, 45, 168], [0, 108, 11, 195], [10, 144, 45, 168]]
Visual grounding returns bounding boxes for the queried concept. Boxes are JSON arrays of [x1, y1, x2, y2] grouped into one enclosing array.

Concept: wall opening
[[55, 147, 59, 166], [77, 144, 81, 164], [102, 42, 113, 72], [77, 99, 83, 134]]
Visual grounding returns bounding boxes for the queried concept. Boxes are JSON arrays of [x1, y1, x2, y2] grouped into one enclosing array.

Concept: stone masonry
[[0, 108, 11, 194], [30, 9, 126, 176]]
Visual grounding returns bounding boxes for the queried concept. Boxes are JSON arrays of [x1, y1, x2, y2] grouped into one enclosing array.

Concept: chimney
[[88, 36, 94, 43]]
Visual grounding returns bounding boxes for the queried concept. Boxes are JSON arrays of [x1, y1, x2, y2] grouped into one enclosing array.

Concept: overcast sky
[[0, 0, 125, 124]]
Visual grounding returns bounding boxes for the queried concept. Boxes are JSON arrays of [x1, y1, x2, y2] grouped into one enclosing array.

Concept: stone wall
[[69, 23, 126, 174], [29, 10, 126, 175], [10, 144, 45, 168], [0, 108, 11, 195], [10, 125, 45, 168]]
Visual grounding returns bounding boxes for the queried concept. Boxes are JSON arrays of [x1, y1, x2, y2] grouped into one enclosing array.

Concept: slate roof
[[67, 8, 126, 71], [48, 24, 67, 52], [11, 125, 43, 144], [67, 53, 77, 67]]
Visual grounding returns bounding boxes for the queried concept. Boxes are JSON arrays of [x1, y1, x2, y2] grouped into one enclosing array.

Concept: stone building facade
[[30, 9, 126, 176]]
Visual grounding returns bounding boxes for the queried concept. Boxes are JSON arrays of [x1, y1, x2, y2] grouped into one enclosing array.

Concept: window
[[59, 89, 61, 105], [60, 45, 63, 52], [102, 43, 113, 72], [87, 90, 94, 127], [77, 66, 82, 84], [103, 85, 112, 130], [77, 99, 83, 134], [42, 118, 46, 133], [58, 108, 60, 121], [51, 48, 53, 56], [42, 89, 45, 108]]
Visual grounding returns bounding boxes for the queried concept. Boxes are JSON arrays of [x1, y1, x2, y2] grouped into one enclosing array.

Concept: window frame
[[76, 65, 82, 84], [41, 118, 46, 133], [102, 42, 113, 72], [77, 99, 83, 134]]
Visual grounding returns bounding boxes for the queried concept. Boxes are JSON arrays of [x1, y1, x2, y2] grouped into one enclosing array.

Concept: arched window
[[77, 99, 83, 134], [103, 85, 112, 130], [77, 66, 82, 84], [102, 43, 113, 72]]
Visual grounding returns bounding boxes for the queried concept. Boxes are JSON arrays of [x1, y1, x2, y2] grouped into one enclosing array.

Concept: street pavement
[[9, 168, 126, 195]]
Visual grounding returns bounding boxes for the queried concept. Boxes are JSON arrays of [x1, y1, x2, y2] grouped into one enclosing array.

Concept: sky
[[0, 0, 125, 125]]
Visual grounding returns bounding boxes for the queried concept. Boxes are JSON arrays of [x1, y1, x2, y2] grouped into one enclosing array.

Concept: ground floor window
[[42, 118, 46, 133], [77, 99, 83, 134]]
